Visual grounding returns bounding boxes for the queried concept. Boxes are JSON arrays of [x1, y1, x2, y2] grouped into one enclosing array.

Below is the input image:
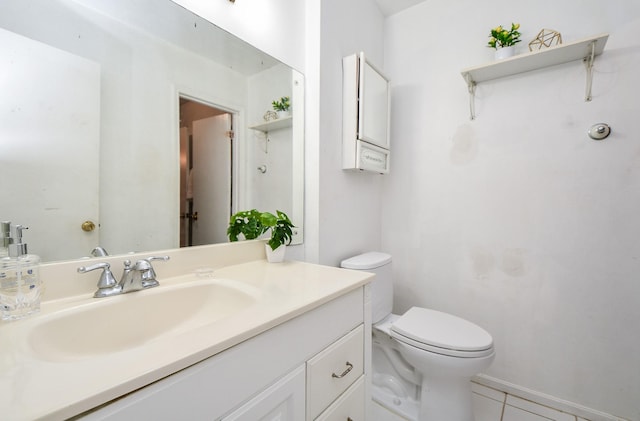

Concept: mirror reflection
[[0, 0, 304, 262]]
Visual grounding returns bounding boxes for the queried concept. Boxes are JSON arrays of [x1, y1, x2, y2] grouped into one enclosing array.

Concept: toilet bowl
[[341, 252, 495, 421]]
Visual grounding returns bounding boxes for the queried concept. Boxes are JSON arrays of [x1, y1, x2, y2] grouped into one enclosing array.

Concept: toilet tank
[[340, 252, 392, 324]]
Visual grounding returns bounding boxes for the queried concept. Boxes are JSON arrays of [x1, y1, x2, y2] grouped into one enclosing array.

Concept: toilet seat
[[390, 307, 494, 358]]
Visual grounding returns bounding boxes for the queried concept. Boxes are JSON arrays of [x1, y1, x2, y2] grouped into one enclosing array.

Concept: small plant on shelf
[[271, 96, 290, 112], [487, 23, 522, 49], [227, 209, 294, 251]]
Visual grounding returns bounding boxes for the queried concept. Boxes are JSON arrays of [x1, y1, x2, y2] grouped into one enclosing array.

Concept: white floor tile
[[472, 382, 507, 403], [505, 396, 576, 421], [371, 394, 504, 421], [372, 400, 410, 421], [503, 404, 555, 420], [371, 382, 590, 421], [473, 392, 504, 421]]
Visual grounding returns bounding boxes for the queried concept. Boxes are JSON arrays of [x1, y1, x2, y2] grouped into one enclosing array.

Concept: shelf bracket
[[583, 41, 596, 102], [464, 73, 477, 120], [263, 132, 270, 154]]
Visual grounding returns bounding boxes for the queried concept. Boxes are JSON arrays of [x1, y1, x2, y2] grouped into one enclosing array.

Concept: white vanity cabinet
[[79, 286, 369, 420], [225, 324, 366, 421]]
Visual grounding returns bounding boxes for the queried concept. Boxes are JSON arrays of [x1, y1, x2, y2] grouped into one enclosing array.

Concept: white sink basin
[[28, 279, 259, 361]]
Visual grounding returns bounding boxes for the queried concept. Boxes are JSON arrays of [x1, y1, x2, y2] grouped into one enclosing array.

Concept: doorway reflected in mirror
[[179, 98, 233, 247]]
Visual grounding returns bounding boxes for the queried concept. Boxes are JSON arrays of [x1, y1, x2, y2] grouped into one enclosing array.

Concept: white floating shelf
[[461, 33, 609, 119], [249, 116, 292, 133], [461, 33, 608, 83]]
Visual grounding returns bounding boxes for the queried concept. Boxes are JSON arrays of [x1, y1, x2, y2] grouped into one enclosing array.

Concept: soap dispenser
[[0, 224, 42, 321], [0, 221, 10, 258]]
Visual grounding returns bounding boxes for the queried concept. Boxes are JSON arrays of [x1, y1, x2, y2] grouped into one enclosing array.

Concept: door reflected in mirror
[[179, 99, 233, 247]]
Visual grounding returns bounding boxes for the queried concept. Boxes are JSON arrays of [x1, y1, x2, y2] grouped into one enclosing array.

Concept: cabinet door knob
[[331, 361, 353, 379]]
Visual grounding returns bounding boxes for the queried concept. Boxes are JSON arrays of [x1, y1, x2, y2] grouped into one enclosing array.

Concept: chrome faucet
[[119, 256, 170, 293], [78, 255, 170, 298]]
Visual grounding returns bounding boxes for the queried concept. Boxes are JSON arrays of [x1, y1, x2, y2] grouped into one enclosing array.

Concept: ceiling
[[375, 0, 427, 16]]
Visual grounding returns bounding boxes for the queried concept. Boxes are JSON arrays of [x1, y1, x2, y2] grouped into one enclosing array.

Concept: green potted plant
[[227, 209, 295, 262], [271, 96, 291, 119], [487, 23, 521, 59]]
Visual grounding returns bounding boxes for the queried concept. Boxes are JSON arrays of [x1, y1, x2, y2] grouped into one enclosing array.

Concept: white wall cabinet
[[342, 52, 391, 174], [78, 287, 369, 420]]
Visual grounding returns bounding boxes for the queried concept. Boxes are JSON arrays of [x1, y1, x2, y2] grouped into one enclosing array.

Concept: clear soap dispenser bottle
[[0, 221, 10, 258], [0, 224, 42, 321]]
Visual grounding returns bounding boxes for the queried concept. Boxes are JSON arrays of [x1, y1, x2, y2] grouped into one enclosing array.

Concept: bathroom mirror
[[0, 0, 304, 262]]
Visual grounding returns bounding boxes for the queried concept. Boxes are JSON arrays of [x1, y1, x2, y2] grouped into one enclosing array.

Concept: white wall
[[246, 64, 293, 215], [317, 0, 386, 266], [383, 1, 640, 419], [97, 23, 248, 255]]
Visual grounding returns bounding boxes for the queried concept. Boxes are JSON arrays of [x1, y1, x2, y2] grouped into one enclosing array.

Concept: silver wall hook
[[588, 123, 611, 140]]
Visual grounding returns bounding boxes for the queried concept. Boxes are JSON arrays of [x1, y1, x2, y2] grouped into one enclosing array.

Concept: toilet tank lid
[[340, 252, 392, 270]]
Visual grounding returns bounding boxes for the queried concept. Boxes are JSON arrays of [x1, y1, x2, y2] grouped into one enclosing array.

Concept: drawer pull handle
[[332, 361, 353, 379]]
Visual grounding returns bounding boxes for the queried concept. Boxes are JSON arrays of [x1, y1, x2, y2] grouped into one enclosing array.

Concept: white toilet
[[340, 252, 495, 421]]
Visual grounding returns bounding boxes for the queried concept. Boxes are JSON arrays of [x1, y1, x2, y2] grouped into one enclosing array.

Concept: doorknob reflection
[[81, 221, 96, 232], [181, 212, 198, 221]]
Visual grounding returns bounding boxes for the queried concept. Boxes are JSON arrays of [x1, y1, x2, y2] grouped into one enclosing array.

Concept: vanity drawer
[[315, 376, 365, 421], [306, 324, 364, 420]]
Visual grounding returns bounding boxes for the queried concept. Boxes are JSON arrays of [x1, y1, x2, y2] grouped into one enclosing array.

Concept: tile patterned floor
[[371, 383, 593, 420], [472, 383, 589, 421]]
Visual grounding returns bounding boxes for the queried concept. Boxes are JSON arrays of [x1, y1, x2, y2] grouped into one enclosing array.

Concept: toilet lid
[[391, 307, 494, 357]]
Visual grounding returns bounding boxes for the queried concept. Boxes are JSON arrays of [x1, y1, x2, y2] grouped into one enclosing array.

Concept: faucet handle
[[132, 256, 169, 272], [143, 255, 170, 277], [135, 255, 170, 289], [77, 262, 122, 298]]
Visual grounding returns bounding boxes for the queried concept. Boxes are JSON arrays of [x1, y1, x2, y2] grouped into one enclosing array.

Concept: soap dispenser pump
[[0, 224, 42, 321]]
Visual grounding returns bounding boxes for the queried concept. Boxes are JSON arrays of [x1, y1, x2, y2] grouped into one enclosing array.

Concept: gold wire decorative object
[[263, 110, 278, 122], [528, 29, 562, 52]]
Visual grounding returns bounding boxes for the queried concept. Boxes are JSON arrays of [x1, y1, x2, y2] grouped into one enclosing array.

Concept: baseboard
[[473, 374, 628, 421]]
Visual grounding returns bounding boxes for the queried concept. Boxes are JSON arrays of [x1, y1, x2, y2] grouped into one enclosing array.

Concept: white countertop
[[0, 257, 372, 420]]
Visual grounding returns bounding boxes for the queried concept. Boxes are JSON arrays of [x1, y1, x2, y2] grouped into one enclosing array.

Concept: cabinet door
[[223, 365, 305, 421], [315, 377, 365, 421], [357, 54, 390, 150]]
